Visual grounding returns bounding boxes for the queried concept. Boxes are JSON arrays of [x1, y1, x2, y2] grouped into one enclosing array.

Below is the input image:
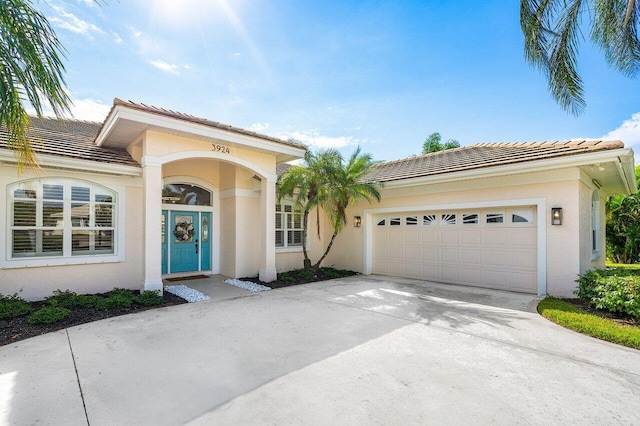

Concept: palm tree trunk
[[302, 208, 312, 270], [312, 231, 338, 269]]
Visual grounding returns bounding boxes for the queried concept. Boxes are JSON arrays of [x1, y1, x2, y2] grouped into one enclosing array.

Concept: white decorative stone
[[224, 279, 272, 292], [164, 285, 211, 303]]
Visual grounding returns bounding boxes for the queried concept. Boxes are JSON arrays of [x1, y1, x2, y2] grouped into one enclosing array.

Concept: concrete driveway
[[1, 275, 639, 425]]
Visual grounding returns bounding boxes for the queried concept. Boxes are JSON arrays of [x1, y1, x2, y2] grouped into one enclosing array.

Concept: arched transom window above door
[[162, 183, 212, 206]]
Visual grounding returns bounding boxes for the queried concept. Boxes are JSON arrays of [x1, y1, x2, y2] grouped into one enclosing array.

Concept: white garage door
[[372, 207, 537, 293]]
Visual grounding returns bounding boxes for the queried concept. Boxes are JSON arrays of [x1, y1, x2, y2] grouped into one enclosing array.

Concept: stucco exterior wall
[[323, 168, 590, 298], [234, 196, 261, 277], [0, 166, 143, 300], [163, 159, 221, 188], [144, 130, 277, 176]]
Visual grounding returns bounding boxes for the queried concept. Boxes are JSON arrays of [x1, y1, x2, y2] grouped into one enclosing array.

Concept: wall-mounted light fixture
[[354, 216, 362, 228], [551, 208, 563, 225]]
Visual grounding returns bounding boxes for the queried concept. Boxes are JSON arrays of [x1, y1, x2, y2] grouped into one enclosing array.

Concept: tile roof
[[276, 163, 292, 177], [110, 98, 307, 151], [0, 117, 139, 166], [365, 140, 625, 182]]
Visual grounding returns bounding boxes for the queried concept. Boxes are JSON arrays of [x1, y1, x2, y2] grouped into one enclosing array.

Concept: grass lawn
[[538, 297, 640, 350]]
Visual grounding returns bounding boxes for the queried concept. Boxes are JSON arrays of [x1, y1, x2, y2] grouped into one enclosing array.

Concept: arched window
[[8, 179, 116, 258], [162, 183, 211, 206]]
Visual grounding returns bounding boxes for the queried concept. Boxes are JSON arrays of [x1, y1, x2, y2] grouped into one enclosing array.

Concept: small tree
[[277, 149, 342, 270], [277, 147, 382, 271], [422, 132, 460, 154], [314, 148, 382, 268], [606, 165, 640, 264]]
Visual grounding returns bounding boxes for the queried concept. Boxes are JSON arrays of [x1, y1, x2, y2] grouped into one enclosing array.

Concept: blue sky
[[34, 0, 640, 163]]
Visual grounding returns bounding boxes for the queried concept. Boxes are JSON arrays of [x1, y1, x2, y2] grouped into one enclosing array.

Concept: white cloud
[[149, 60, 180, 74], [249, 122, 270, 133], [49, 5, 104, 37], [68, 98, 111, 121], [602, 112, 640, 163], [113, 32, 123, 44], [76, 0, 99, 7], [129, 26, 142, 39], [283, 131, 357, 149], [25, 98, 110, 122]]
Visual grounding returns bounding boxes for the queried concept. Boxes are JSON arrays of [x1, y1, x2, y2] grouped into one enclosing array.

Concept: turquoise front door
[[169, 211, 199, 273]]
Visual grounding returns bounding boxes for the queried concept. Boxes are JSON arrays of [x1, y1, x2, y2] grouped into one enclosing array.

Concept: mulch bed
[[240, 267, 359, 289], [0, 292, 186, 347], [562, 298, 640, 327]]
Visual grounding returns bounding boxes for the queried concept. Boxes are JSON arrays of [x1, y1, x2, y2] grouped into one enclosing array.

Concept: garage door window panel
[[486, 212, 504, 224], [422, 214, 436, 226], [441, 214, 456, 225], [462, 213, 479, 224], [511, 208, 534, 224], [405, 216, 418, 226]]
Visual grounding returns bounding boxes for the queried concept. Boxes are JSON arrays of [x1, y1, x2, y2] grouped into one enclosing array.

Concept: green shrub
[[278, 273, 295, 282], [0, 294, 33, 319], [28, 307, 71, 324], [48, 290, 107, 310], [576, 268, 640, 319], [47, 290, 79, 309], [97, 294, 133, 310], [323, 268, 341, 279], [297, 270, 316, 281], [135, 290, 164, 306]]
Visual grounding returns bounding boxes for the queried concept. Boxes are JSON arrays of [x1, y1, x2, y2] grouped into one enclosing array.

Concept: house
[[0, 99, 635, 300]]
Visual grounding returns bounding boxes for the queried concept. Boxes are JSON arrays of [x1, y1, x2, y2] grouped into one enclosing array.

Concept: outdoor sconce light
[[551, 208, 563, 225], [354, 216, 362, 228]]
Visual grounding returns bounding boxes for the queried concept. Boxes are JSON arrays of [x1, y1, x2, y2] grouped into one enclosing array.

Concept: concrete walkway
[[163, 275, 253, 300], [1, 276, 639, 425]]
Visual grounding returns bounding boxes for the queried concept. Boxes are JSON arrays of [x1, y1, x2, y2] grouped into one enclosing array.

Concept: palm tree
[[1, 0, 73, 170], [521, 0, 640, 115], [277, 148, 342, 270], [278, 147, 382, 271], [313, 147, 381, 269]]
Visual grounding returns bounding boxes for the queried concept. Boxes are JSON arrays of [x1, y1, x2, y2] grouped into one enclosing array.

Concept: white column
[[259, 177, 277, 282], [142, 160, 163, 293]]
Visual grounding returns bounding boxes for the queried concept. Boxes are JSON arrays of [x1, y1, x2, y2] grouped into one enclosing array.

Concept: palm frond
[[592, 0, 640, 77], [521, 0, 586, 115], [0, 0, 73, 170]]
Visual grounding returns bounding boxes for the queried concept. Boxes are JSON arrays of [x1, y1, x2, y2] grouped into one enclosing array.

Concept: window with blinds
[[276, 204, 303, 248], [9, 179, 116, 258]]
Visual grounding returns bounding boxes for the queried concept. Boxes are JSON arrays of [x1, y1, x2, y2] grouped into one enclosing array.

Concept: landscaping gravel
[[224, 279, 272, 292], [164, 285, 211, 303]]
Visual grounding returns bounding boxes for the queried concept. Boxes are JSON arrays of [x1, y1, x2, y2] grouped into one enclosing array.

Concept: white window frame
[[4, 178, 125, 268], [276, 202, 305, 252], [591, 190, 600, 260]]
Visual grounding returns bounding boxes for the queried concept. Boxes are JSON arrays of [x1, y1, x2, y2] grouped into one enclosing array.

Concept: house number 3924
[[212, 144, 230, 154]]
